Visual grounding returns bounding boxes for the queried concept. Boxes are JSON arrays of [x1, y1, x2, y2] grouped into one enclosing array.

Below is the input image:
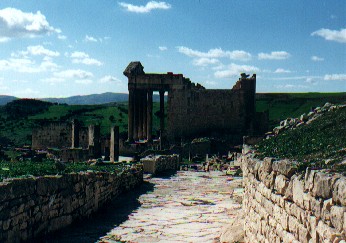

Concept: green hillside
[[0, 93, 345, 147], [256, 93, 346, 129], [0, 101, 163, 146], [256, 106, 346, 174]]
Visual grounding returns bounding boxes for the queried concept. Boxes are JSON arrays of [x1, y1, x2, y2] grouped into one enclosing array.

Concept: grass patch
[[0, 160, 129, 182], [256, 107, 346, 174]]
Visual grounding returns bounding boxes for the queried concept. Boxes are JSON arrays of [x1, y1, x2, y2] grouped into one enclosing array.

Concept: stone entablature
[[242, 153, 346, 243], [0, 169, 143, 242]]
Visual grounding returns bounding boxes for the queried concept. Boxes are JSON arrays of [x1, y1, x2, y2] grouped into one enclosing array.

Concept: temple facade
[[124, 62, 262, 144]]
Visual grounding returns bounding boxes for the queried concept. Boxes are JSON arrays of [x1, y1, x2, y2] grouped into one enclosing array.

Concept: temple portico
[[123, 61, 260, 146]]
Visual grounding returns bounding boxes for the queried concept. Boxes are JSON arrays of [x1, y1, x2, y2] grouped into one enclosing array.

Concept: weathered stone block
[[332, 178, 346, 206], [292, 175, 305, 208], [274, 174, 289, 195], [329, 205, 344, 232], [304, 168, 317, 192], [312, 173, 340, 199], [272, 159, 297, 178]]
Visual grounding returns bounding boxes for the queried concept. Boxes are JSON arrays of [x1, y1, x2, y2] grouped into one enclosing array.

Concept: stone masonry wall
[[0, 169, 143, 243], [32, 122, 89, 149], [242, 153, 346, 243], [141, 155, 179, 174]]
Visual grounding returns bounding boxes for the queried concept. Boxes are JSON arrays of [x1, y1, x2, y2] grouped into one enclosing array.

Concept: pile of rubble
[[267, 102, 346, 137]]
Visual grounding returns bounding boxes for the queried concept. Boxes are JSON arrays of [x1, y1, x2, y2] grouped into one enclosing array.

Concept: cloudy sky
[[0, 0, 345, 98]]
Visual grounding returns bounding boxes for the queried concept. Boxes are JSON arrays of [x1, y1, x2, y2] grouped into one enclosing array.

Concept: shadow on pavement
[[34, 181, 155, 243]]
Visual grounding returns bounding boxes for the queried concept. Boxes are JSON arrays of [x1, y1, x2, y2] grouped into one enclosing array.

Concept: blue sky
[[0, 0, 345, 98]]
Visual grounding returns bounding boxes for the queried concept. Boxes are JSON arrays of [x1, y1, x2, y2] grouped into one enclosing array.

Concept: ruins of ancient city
[[1, 2, 345, 243]]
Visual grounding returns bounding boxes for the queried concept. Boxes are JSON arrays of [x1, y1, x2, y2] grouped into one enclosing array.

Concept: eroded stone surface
[[99, 171, 242, 243]]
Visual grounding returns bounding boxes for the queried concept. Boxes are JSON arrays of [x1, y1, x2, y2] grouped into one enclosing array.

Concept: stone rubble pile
[[269, 102, 346, 136]]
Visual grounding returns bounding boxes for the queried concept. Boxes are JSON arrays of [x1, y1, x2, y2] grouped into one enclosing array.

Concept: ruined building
[[124, 61, 267, 145], [32, 121, 119, 162]]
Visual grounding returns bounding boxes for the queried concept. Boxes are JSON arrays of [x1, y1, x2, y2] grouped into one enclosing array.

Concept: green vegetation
[[0, 93, 345, 147], [256, 93, 346, 129], [0, 160, 129, 182], [0, 100, 164, 146], [256, 107, 346, 174]]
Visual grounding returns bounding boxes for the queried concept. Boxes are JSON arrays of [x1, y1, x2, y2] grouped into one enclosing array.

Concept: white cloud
[[58, 34, 67, 40], [228, 50, 252, 61], [14, 88, 40, 96], [205, 80, 217, 86], [0, 8, 60, 41], [84, 35, 97, 42], [275, 84, 308, 89], [119, 1, 171, 13], [177, 46, 252, 61], [274, 68, 291, 73], [193, 58, 220, 67], [258, 51, 291, 60], [99, 75, 123, 84], [0, 57, 58, 73], [54, 69, 93, 80], [311, 28, 346, 43], [159, 46, 167, 51], [70, 51, 102, 66], [267, 75, 322, 81], [41, 77, 65, 85], [214, 63, 259, 78], [311, 56, 324, 62], [26, 45, 60, 57], [75, 79, 93, 84], [324, 74, 346, 81]]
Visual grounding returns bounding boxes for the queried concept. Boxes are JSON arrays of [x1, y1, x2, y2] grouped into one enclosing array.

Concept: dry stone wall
[[0, 169, 143, 243], [242, 153, 346, 243], [141, 155, 179, 174]]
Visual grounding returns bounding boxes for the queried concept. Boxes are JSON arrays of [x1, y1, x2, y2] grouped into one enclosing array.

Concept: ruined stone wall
[[141, 155, 179, 174], [167, 88, 252, 142], [32, 122, 88, 149], [0, 169, 143, 243], [242, 154, 346, 243]]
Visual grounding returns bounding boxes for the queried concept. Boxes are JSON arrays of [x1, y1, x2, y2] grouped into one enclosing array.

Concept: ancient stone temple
[[124, 62, 263, 144]]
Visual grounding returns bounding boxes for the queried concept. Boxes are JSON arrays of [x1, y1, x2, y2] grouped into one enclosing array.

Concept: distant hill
[[41, 92, 129, 105], [41, 92, 162, 105], [0, 95, 17, 106]]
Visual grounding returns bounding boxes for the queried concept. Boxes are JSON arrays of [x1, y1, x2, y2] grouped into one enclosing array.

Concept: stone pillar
[[147, 90, 153, 142], [143, 91, 147, 140], [88, 125, 101, 158], [71, 119, 79, 148], [138, 91, 144, 140], [159, 90, 165, 136], [110, 126, 119, 162], [133, 90, 139, 141], [127, 89, 134, 142]]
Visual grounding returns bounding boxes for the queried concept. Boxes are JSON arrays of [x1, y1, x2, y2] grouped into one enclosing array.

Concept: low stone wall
[[141, 155, 179, 174], [0, 169, 143, 243], [242, 154, 346, 243]]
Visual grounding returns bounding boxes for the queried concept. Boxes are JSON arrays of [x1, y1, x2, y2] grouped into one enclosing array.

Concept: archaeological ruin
[[124, 61, 267, 145]]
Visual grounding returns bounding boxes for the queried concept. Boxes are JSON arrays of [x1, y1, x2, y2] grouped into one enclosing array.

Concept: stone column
[[138, 91, 144, 140], [143, 91, 147, 140], [127, 89, 134, 142], [147, 90, 153, 142], [159, 90, 165, 136], [110, 126, 119, 162], [88, 125, 101, 158], [71, 119, 79, 148], [133, 90, 139, 141]]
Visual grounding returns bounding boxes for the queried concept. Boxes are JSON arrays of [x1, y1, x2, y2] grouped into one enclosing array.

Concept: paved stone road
[[99, 171, 242, 243]]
